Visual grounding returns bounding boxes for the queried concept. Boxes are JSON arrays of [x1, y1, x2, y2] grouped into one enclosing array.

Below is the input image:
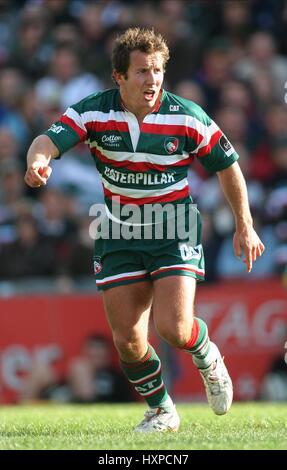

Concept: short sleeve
[[43, 106, 88, 158], [188, 107, 239, 173]]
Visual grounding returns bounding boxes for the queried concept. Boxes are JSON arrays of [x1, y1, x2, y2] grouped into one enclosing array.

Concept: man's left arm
[[217, 161, 265, 273]]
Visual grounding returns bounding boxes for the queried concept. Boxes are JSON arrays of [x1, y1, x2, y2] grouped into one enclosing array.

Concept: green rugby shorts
[[93, 204, 205, 291]]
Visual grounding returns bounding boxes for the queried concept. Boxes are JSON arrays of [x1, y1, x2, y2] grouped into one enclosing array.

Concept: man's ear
[[112, 71, 123, 86]]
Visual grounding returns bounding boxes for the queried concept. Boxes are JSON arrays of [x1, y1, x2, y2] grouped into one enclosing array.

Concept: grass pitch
[[0, 402, 286, 450]]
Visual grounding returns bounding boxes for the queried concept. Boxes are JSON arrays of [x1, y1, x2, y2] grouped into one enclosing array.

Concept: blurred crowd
[[0, 0, 286, 289], [21, 334, 134, 403]]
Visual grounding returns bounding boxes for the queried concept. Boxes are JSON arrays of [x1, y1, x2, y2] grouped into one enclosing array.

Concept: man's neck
[[120, 98, 145, 121], [120, 90, 162, 124]]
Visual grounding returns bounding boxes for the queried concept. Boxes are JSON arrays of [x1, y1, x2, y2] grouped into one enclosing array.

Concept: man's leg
[[153, 275, 233, 415], [102, 280, 152, 362], [102, 280, 180, 432]]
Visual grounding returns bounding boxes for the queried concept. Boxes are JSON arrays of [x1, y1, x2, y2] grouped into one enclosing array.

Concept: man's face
[[114, 50, 164, 118]]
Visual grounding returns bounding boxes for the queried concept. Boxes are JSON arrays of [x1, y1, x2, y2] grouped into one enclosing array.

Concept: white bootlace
[[201, 359, 227, 395], [136, 407, 177, 432], [140, 408, 164, 425]]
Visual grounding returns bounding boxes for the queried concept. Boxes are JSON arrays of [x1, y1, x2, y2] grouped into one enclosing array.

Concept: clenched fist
[[24, 162, 52, 188]]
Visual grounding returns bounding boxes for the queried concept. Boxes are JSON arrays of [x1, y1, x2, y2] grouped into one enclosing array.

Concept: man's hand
[[24, 135, 58, 188], [233, 225, 265, 273], [24, 161, 52, 188]]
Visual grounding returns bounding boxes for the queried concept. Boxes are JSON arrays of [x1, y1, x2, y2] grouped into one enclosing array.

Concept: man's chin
[[144, 98, 157, 108]]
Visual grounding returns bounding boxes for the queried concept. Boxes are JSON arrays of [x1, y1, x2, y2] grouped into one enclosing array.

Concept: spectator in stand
[[265, 184, 287, 275], [194, 43, 233, 115], [64, 216, 94, 279], [251, 71, 277, 113], [0, 69, 32, 148], [35, 44, 103, 112], [0, 213, 57, 280], [234, 31, 287, 102], [270, 136, 287, 183], [42, 0, 76, 27], [249, 103, 287, 186], [260, 355, 287, 402], [215, 105, 247, 146], [0, 127, 19, 165], [260, 325, 287, 402], [220, 0, 252, 45], [8, 4, 50, 80], [218, 78, 253, 115], [0, 162, 25, 208], [35, 187, 76, 243], [155, 0, 201, 88], [174, 80, 206, 108], [21, 334, 134, 404]]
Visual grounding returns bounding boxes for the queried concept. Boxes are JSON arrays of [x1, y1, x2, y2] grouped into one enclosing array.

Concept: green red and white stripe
[[96, 270, 149, 288], [121, 344, 169, 407], [45, 88, 238, 211], [151, 264, 205, 278], [95, 264, 205, 289], [182, 317, 212, 369]]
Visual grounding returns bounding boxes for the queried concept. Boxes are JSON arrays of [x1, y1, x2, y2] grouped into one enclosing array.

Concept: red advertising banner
[[0, 278, 286, 404], [173, 278, 287, 401]]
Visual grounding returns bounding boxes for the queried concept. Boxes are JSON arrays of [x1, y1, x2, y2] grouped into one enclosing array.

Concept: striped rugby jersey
[[44, 88, 239, 211]]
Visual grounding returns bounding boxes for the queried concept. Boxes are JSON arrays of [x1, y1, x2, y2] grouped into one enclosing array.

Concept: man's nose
[[146, 70, 157, 84]]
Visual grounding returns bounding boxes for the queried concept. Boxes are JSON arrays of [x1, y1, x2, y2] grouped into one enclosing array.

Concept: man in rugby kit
[[25, 28, 265, 432]]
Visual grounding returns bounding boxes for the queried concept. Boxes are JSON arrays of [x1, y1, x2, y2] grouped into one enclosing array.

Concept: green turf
[[0, 403, 286, 450]]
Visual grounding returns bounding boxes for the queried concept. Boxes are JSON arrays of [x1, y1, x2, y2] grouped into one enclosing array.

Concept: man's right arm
[[24, 135, 60, 188]]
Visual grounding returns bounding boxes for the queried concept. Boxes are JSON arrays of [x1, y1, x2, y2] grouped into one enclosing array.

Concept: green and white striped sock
[[121, 344, 172, 409], [183, 317, 217, 369]]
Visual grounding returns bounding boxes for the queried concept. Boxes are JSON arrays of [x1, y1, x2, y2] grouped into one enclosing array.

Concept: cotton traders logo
[[102, 134, 122, 147], [164, 137, 179, 154], [93, 257, 102, 274]]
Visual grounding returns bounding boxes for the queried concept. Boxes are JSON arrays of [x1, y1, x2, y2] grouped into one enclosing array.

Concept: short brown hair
[[111, 27, 170, 76]]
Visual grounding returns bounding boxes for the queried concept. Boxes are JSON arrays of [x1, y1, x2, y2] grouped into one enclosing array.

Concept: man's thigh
[[102, 280, 153, 336], [152, 276, 197, 334]]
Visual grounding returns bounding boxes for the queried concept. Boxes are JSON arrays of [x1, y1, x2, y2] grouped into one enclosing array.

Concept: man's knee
[[156, 319, 195, 348], [113, 332, 146, 361]]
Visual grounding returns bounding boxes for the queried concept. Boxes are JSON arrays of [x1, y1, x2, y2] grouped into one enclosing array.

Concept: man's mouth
[[144, 90, 156, 101]]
